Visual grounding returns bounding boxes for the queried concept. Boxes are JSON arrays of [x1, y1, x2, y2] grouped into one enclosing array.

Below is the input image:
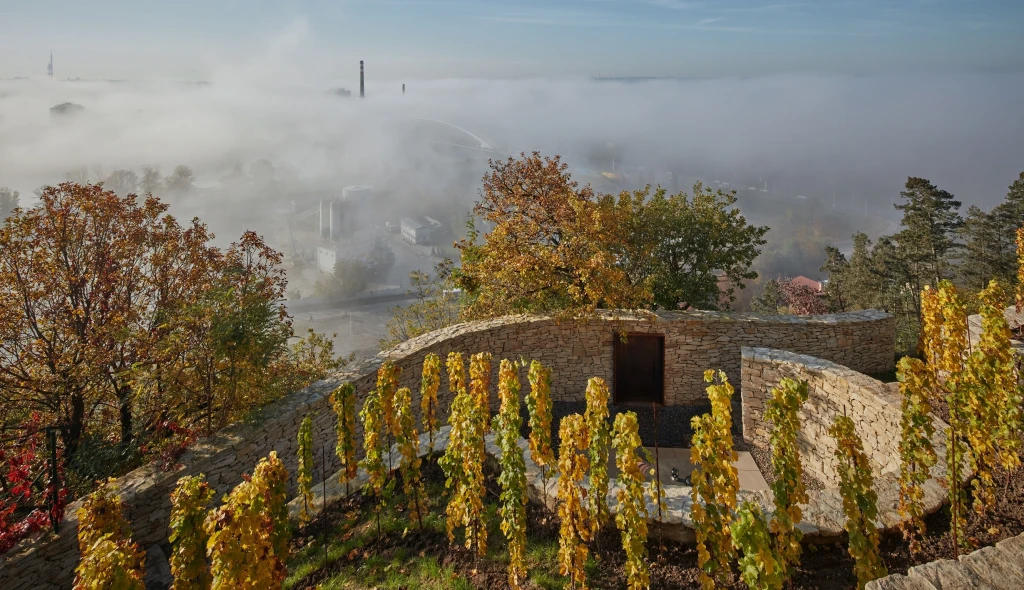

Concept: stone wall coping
[[866, 532, 1024, 589]]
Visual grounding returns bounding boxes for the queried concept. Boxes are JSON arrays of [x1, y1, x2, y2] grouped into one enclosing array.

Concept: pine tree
[[893, 177, 962, 294], [819, 245, 850, 312]]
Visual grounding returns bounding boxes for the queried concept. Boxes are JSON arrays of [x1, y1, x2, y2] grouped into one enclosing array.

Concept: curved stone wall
[[384, 309, 894, 408], [740, 347, 960, 540], [0, 310, 894, 588]]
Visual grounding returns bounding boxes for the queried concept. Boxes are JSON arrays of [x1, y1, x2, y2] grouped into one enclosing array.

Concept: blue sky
[[1, 0, 1023, 79]]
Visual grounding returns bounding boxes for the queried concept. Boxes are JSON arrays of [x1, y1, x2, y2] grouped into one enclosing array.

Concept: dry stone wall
[[741, 346, 902, 484], [384, 309, 894, 409], [0, 309, 893, 589]]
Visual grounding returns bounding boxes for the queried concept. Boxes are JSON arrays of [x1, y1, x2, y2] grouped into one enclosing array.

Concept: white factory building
[[400, 216, 443, 245]]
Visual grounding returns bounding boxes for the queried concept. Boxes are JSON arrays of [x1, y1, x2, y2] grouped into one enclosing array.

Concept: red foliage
[[0, 419, 68, 555], [780, 278, 830, 315]]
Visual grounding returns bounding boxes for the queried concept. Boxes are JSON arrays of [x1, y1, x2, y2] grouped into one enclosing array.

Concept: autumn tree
[[0, 183, 174, 453], [454, 153, 645, 319], [609, 182, 768, 310], [454, 154, 768, 317]]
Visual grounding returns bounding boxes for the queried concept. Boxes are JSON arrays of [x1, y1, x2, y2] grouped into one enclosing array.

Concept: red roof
[[790, 276, 823, 292]]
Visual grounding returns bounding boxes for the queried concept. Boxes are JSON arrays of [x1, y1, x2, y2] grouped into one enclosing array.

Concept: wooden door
[[613, 333, 665, 405]]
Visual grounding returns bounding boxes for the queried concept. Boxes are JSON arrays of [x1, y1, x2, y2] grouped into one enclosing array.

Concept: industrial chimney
[[402, 83, 405, 95], [360, 60, 365, 98]]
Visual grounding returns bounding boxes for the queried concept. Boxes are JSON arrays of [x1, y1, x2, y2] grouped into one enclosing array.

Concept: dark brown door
[[613, 333, 665, 405]]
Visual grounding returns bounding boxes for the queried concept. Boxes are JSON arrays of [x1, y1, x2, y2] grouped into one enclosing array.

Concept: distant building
[[790, 276, 824, 293], [317, 227, 394, 278], [401, 217, 431, 245], [50, 102, 84, 118]]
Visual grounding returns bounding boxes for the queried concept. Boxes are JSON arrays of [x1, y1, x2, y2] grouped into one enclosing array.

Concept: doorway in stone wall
[[612, 333, 665, 405]]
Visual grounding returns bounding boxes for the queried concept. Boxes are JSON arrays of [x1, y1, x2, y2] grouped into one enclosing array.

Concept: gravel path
[[524, 401, 825, 490]]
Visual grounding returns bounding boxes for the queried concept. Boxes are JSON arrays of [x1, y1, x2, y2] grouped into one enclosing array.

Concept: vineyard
[[23, 230, 1024, 589]]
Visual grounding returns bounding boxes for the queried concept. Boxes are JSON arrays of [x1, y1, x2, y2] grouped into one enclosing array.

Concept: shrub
[[691, 370, 739, 589], [584, 377, 612, 537], [829, 416, 887, 589], [330, 383, 358, 493], [493, 359, 528, 589], [169, 475, 215, 590], [612, 412, 651, 590], [557, 414, 592, 590]]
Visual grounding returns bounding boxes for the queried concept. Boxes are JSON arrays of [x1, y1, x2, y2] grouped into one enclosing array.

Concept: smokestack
[[360, 60, 365, 98], [402, 83, 405, 95]]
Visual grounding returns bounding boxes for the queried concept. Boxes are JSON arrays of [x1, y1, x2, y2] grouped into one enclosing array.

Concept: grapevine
[[1017, 226, 1024, 312], [377, 360, 402, 474], [935, 280, 973, 549], [359, 391, 392, 540], [690, 369, 740, 590], [395, 386, 428, 530], [829, 416, 887, 589], [895, 356, 937, 553], [612, 412, 651, 590], [584, 377, 612, 538], [297, 415, 314, 524], [971, 281, 1021, 479], [330, 383, 358, 494], [527, 360, 556, 503], [732, 501, 785, 590], [420, 353, 442, 452], [764, 377, 809, 579], [204, 453, 290, 590], [470, 351, 493, 433], [169, 475, 215, 590], [74, 479, 146, 590], [440, 352, 488, 556], [493, 358, 528, 589], [377, 360, 401, 436], [557, 414, 592, 590]]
